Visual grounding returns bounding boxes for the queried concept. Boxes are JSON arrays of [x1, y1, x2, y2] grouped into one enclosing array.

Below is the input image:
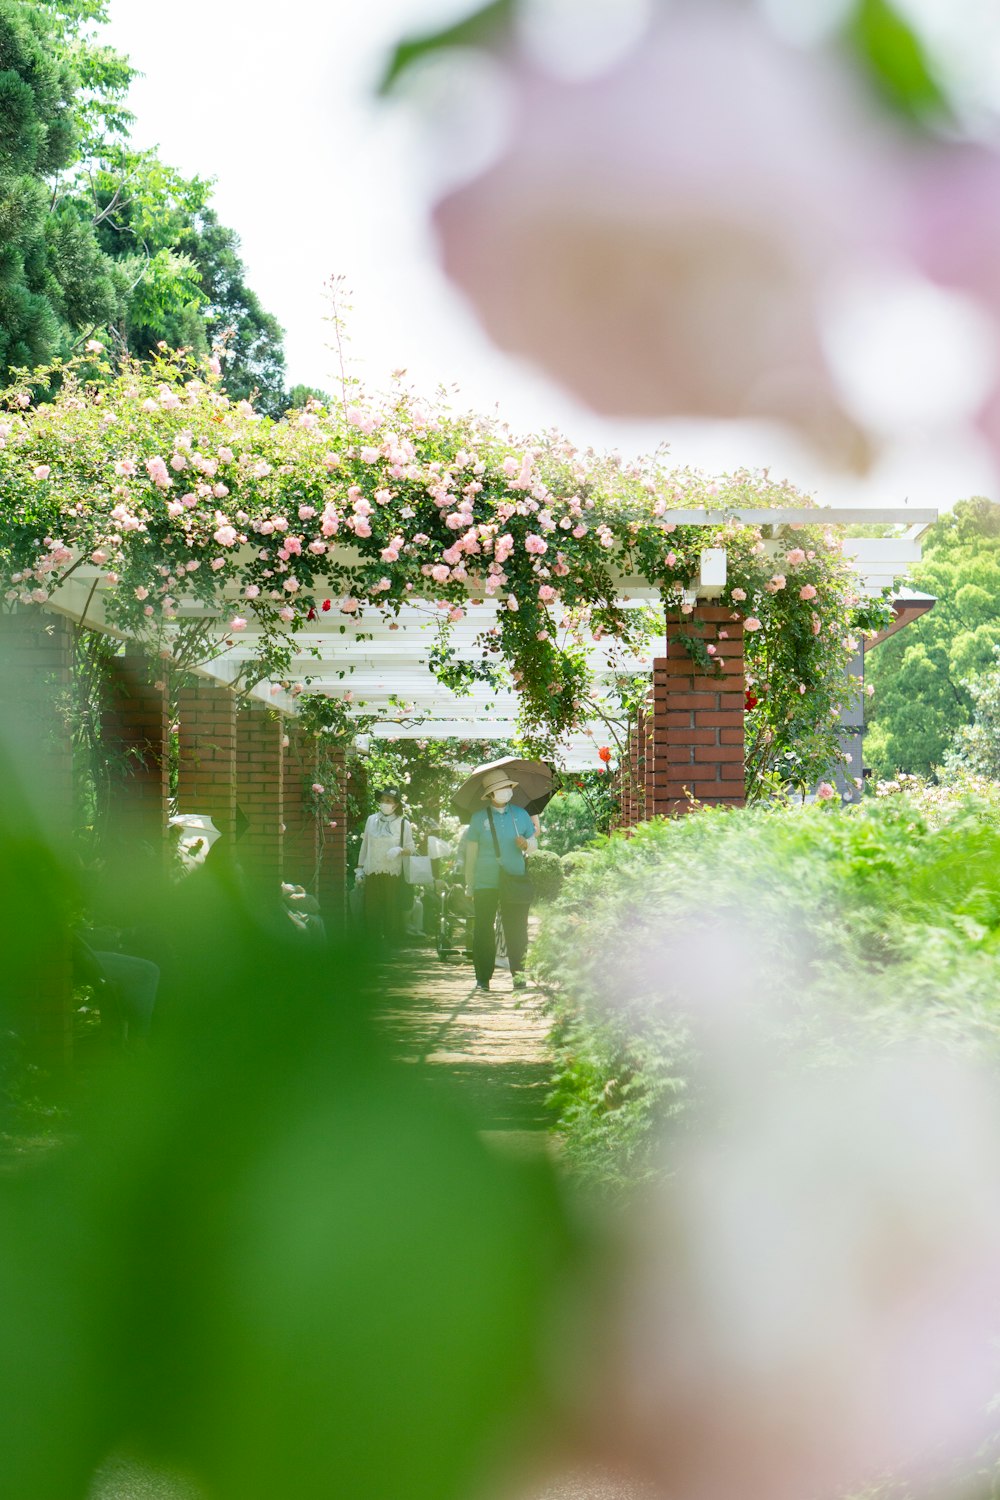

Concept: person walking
[[464, 767, 537, 992], [355, 787, 415, 947]]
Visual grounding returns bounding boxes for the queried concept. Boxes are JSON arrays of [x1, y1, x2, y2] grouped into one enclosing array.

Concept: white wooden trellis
[[42, 505, 936, 769]]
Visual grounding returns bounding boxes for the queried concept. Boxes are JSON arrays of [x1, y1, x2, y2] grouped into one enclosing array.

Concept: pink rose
[[744, 616, 762, 632], [32, 465, 50, 480], [799, 583, 818, 600], [816, 781, 836, 800], [786, 547, 807, 565], [731, 587, 747, 602], [229, 616, 247, 632]]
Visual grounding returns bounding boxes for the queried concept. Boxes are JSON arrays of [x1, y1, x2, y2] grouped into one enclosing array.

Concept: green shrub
[[531, 792, 1000, 1188], [526, 849, 564, 904]]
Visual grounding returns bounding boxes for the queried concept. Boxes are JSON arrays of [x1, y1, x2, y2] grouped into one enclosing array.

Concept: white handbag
[[405, 854, 434, 887]]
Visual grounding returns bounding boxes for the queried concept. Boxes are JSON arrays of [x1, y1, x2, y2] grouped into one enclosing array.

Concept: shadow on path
[[376, 945, 556, 1135]]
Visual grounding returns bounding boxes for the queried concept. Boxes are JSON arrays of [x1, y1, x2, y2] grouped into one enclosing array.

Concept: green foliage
[[946, 651, 1000, 780], [532, 787, 1000, 1187], [841, 0, 952, 125], [539, 778, 616, 856], [379, 0, 515, 94], [0, 349, 874, 776], [0, 680, 572, 1500], [525, 848, 562, 903], [865, 498, 1000, 778], [0, 0, 287, 405]]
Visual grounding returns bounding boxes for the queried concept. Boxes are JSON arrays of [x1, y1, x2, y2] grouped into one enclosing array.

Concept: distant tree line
[[0, 0, 328, 414]]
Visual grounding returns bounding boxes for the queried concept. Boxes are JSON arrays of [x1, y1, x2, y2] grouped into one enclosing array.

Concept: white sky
[[104, 0, 1000, 509]]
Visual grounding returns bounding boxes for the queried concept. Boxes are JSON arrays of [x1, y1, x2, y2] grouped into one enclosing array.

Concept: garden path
[[88, 947, 652, 1500], [376, 942, 557, 1140]]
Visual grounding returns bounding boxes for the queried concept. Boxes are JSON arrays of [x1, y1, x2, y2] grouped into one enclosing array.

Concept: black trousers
[[472, 887, 529, 986], [364, 873, 403, 946]]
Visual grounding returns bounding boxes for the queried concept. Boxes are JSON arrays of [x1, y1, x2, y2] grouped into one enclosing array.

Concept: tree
[[0, 0, 118, 369], [864, 498, 1000, 778], [0, 0, 288, 405], [945, 650, 1000, 780]]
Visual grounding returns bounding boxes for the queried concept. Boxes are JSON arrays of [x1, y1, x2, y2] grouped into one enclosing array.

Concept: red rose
[[598, 745, 612, 763], [321, 599, 332, 612], [745, 691, 759, 711]]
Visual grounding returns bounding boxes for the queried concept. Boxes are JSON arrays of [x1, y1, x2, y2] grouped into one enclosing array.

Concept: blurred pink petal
[[433, 5, 897, 458], [601, 1052, 1000, 1500], [905, 142, 1000, 457]]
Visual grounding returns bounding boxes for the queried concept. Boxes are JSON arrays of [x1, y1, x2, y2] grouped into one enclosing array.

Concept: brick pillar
[[282, 722, 320, 891], [316, 744, 348, 930], [176, 677, 237, 846], [236, 703, 284, 887], [0, 609, 75, 1065], [649, 606, 745, 816], [615, 697, 654, 831], [637, 701, 653, 822], [101, 650, 170, 856]]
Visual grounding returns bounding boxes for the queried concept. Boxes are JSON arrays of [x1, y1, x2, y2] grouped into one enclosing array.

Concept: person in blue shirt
[[464, 767, 537, 992]]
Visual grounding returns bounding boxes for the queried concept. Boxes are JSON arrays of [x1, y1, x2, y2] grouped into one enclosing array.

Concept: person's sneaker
[[474, 981, 490, 993]]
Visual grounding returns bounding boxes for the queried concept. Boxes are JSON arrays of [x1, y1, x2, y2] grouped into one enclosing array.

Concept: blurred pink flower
[[799, 583, 818, 600], [816, 781, 836, 800], [731, 588, 746, 602], [32, 464, 50, 480], [604, 1053, 1000, 1500], [785, 547, 807, 566], [433, 5, 895, 455], [744, 616, 762, 632]]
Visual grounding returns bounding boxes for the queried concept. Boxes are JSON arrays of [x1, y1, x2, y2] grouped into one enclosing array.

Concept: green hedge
[[530, 784, 1000, 1188]]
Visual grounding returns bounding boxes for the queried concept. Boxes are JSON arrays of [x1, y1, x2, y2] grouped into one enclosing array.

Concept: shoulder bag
[[487, 806, 533, 905]]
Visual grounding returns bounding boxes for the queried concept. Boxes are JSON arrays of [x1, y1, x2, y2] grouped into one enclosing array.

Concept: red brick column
[[0, 609, 75, 1065], [101, 650, 170, 855], [176, 677, 237, 847], [282, 722, 320, 891], [236, 703, 284, 888], [649, 606, 745, 816], [316, 745, 348, 930]]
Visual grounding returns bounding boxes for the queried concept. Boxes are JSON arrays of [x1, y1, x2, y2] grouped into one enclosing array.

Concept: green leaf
[[378, 0, 516, 95], [842, 0, 951, 126]]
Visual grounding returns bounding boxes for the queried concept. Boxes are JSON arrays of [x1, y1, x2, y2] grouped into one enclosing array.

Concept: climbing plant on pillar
[[0, 352, 889, 795]]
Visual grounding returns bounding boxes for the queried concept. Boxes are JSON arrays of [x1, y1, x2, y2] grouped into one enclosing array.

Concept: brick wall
[[176, 677, 237, 846], [282, 721, 320, 890], [649, 606, 745, 816], [236, 703, 284, 888], [101, 651, 170, 855]]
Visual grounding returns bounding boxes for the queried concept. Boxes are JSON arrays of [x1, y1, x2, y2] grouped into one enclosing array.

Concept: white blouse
[[358, 812, 415, 877]]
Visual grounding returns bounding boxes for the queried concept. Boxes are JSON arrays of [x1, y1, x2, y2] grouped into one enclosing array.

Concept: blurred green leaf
[[379, 0, 516, 95], [843, 0, 952, 125]]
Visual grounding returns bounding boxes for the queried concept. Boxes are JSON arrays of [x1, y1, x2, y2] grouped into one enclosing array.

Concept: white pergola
[[45, 506, 935, 769]]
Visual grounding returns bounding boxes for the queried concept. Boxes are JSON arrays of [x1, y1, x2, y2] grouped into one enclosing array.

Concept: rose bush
[[0, 350, 888, 793]]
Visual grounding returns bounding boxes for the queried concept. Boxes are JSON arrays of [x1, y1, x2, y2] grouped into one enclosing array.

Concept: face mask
[[378, 801, 396, 815], [492, 788, 514, 806]]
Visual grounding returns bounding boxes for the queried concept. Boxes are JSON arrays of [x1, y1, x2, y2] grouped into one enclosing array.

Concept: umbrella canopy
[[452, 757, 557, 822]]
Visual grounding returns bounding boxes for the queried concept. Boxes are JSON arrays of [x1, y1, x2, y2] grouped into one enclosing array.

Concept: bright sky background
[[105, 0, 1000, 511]]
